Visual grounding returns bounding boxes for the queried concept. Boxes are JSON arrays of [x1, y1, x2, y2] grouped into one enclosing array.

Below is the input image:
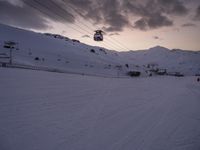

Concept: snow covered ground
[[1, 68, 200, 150]]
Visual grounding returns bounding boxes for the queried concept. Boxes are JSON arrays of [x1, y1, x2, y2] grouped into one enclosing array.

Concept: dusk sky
[[0, 0, 200, 51]]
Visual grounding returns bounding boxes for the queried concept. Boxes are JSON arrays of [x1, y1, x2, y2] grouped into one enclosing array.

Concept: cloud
[[69, 0, 130, 32], [82, 35, 90, 38], [0, 0, 75, 30], [124, 0, 187, 30], [157, 0, 188, 16], [173, 28, 180, 32], [0, 1, 50, 30], [181, 23, 196, 27], [3, 0, 24, 7], [153, 36, 159, 40], [85, 0, 187, 31], [23, 0, 75, 23], [0, 0, 194, 32], [153, 36, 163, 40], [109, 33, 120, 36], [134, 14, 173, 30], [61, 30, 66, 35], [194, 5, 200, 20]]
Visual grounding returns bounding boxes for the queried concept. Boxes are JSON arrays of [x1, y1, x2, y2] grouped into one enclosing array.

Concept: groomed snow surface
[[0, 68, 200, 150]]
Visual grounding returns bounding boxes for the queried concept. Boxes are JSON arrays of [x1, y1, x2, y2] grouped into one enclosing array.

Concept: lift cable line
[[22, 0, 87, 36], [47, 0, 122, 50], [36, 0, 124, 51], [22, 0, 121, 51], [26, 0, 91, 35], [22, 0, 116, 51], [65, 2, 129, 51], [49, 0, 119, 50], [61, 2, 125, 51], [64, 2, 131, 51]]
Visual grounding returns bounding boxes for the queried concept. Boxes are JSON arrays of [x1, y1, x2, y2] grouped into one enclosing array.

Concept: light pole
[[4, 41, 16, 65]]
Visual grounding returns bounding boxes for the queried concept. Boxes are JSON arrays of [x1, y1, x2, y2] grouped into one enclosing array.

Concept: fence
[[0, 62, 129, 79]]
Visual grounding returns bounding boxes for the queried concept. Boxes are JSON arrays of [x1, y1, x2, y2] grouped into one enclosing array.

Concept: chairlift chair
[[94, 30, 103, 41]]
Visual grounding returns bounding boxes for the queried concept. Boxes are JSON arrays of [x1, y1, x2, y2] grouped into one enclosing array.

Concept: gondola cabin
[[94, 30, 103, 41]]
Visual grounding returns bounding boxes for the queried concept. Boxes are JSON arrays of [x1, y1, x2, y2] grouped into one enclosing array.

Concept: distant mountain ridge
[[0, 23, 200, 76]]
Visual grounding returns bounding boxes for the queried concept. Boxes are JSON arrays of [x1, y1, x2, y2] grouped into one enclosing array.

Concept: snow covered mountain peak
[[148, 45, 170, 52]]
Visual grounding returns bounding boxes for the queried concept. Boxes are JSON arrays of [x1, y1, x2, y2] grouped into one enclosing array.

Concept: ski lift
[[94, 30, 103, 41]]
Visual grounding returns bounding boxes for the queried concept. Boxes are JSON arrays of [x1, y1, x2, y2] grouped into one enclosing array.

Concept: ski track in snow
[[0, 68, 200, 150]]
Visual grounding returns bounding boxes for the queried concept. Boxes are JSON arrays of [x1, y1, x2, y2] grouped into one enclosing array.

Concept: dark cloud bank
[[194, 5, 200, 20], [0, 0, 199, 32]]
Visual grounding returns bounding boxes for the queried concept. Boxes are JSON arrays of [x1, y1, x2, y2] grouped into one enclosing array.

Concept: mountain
[[0, 23, 200, 76], [1, 24, 200, 150], [121, 46, 200, 75]]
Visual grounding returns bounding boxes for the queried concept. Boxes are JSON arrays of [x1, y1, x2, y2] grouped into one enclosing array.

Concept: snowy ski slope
[[0, 68, 200, 150]]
